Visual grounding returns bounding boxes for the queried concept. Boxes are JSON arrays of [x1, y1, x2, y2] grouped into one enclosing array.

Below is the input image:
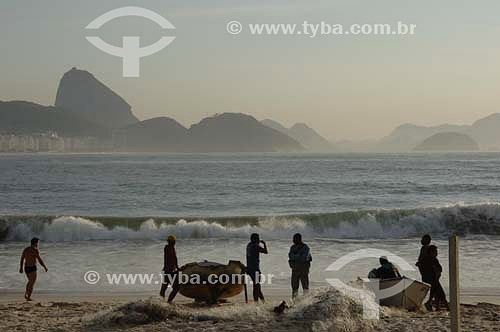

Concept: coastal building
[[0, 132, 103, 153]]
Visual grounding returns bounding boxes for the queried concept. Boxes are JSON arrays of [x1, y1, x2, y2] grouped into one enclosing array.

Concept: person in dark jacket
[[246, 233, 268, 302], [288, 233, 312, 298], [416, 234, 432, 281], [159, 235, 180, 303], [374, 256, 402, 280], [416, 234, 436, 310], [422, 245, 449, 311]]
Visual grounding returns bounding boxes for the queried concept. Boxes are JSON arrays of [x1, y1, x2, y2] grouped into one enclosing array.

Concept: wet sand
[[1, 289, 499, 332], [2, 288, 499, 305]]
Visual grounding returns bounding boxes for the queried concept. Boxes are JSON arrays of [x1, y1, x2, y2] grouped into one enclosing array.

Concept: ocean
[[1, 153, 499, 295]]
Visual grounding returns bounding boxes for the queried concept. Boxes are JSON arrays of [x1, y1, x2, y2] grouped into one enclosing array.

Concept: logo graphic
[[226, 21, 243, 35], [84, 270, 100, 284], [85, 6, 176, 77], [325, 249, 416, 319]]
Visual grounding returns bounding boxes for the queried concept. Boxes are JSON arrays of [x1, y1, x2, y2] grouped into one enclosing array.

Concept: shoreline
[[1, 288, 499, 305], [1, 288, 499, 332]]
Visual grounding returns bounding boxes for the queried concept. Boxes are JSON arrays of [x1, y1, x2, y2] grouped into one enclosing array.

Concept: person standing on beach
[[19, 237, 48, 301], [246, 233, 268, 302], [416, 234, 435, 310], [416, 234, 432, 279], [422, 245, 449, 311], [159, 235, 180, 303], [288, 233, 312, 298]]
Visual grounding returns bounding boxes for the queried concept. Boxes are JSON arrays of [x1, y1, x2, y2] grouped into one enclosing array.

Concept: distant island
[[363, 115, 500, 152], [413, 132, 480, 151]]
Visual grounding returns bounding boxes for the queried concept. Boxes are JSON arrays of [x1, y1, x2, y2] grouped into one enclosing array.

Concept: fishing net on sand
[[85, 287, 384, 331]]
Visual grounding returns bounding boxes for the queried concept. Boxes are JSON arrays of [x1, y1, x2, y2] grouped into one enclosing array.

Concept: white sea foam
[[6, 216, 306, 242], [4, 203, 500, 242]]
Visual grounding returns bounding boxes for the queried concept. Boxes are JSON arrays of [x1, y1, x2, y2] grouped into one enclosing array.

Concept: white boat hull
[[364, 277, 430, 310]]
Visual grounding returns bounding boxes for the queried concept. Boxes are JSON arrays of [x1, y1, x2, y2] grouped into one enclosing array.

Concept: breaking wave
[[2, 203, 500, 242]]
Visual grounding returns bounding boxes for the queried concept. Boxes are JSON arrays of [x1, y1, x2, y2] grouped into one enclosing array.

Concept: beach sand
[[1, 289, 499, 332]]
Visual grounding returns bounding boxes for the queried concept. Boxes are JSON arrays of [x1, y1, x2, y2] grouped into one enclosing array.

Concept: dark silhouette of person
[[421, 245, 449, 311], [373, 256, 402, 279], [19, 237, 48, 301], [288, 233, 312, 298], [416, 234, 436, 310], [246, 233, 268, 302], [416, 234, 432, 279], [159, 235, 180, 303]]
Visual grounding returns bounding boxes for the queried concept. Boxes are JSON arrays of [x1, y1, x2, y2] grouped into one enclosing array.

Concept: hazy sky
[[1, 0, 500, 140]]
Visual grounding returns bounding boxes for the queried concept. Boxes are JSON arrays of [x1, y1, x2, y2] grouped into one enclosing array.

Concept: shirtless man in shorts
[[19, 237, 48, 301]]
